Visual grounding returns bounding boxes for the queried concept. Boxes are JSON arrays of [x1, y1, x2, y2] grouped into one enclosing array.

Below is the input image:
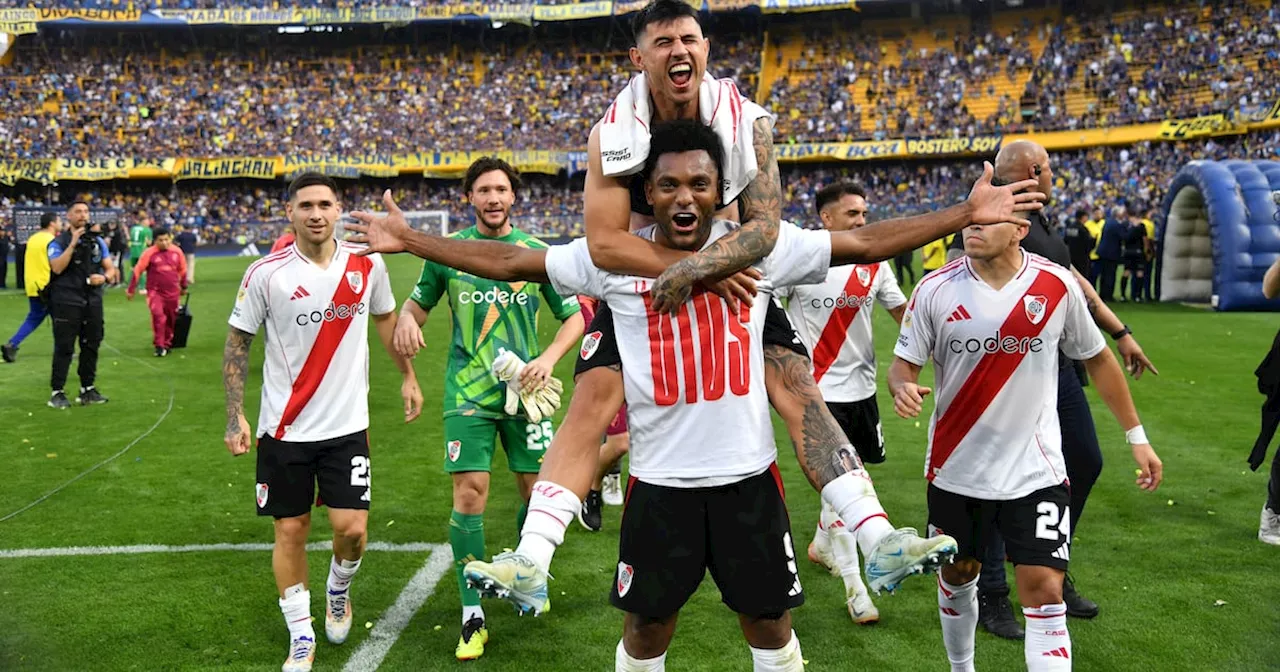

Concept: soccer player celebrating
[[777, 182, 906, 625], [890, 216, 1163, 672], [349, 120, 1052, 671], [222, 173, 423, 672], [391, 157, 584, 661], [946, 141, 1159, 635], [127, 227, 188, 357]]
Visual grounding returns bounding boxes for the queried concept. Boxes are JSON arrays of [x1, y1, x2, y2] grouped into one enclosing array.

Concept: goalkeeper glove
[[492, 348, 564, 423]]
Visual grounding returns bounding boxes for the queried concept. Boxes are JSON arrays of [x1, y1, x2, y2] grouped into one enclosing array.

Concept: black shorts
[[926, 483, 1072, 571], [611, 465, 804, 618], [825, 396, 885, 464], [575, 295, 808, 378], [255, 430, 371, 519]]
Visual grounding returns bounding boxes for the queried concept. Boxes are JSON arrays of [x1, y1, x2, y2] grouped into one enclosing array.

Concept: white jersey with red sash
[[780, 261, 905, 402], [893, 253, 1105, 500], [229, 242, 397, 442]]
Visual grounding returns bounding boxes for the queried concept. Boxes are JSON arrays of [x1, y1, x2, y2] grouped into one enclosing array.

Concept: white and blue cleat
[[864, 527, 958, 595]]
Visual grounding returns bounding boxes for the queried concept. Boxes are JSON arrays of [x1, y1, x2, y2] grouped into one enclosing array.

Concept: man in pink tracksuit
[[127, 227, 188, 357]]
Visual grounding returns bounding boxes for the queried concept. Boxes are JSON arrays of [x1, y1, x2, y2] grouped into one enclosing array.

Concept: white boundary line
[[0, 541, 452, 672], [0, 342, 176, 523], [0, 540, 445, 559], [342, 545, 454, 672]]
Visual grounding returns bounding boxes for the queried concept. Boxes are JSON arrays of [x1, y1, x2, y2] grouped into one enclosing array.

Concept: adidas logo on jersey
[[1051, 542, 1070, 561], [290, 286, 311, 301], [945, 305, 971, 322]]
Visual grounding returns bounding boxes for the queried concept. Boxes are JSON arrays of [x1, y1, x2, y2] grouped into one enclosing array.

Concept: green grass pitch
[[1, 254, 1278, 671]]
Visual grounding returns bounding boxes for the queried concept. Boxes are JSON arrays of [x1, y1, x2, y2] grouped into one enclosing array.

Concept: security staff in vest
[[46, 201, 117, 409]]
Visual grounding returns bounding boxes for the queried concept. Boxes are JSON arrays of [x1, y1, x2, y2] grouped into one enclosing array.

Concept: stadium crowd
[[2, 0, 1276, 159], [4, 129, 1275, 247]]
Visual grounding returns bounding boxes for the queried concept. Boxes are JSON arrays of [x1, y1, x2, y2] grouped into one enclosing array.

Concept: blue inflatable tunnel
[[1158, 160, 1280, 311]]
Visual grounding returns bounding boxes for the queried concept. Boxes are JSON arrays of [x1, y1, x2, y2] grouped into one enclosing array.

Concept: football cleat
[[846, 584, 880, 625], [2, 343, 17, 363], [578, 489, 603, 532], [864, 527, 957, 595], [455, 615, 489, 661], [1259, 507, 1280, 546], [601, 473, 624, 506], [464, 551, 551, 616], [325, 589, 353, 644], [281, 635, 316, 672], [807, 538, 840, 578]]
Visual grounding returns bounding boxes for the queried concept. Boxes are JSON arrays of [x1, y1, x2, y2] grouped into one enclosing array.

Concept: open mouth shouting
[[668, 62, 693, 89], [670, 212, 699, 234]]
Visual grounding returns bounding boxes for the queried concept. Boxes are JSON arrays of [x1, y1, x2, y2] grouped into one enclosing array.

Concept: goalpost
[[336, 209, 451, 240]]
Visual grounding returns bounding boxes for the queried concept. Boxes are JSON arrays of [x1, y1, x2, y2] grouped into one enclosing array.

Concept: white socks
[[820, 470, 896, 556], [820, 501, 865, 593], [937, 577, 978, 672], [327, 556, 361, 594], [1024, 603, 1071, 671], [279, 584, 314, 642], [615, 633, 801, 671], [518, 481, 581, 573], [749, 631, 804, 672], [615, 640, 666, 671], [462, 604, 485, 625]]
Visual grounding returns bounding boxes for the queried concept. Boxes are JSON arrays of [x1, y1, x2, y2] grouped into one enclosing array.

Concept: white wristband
[[1125, 425, 1148, 445]]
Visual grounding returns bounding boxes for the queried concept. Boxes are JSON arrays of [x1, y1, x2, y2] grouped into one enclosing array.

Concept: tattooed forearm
[[223, 328, 254, 430], [681, 117, 781, 280], [764, 344, 863, 492]]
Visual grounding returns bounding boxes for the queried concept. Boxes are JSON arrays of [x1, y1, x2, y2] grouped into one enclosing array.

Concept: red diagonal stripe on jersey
[[811, 265, 878, 382], [274, 254, 373, 440], [957, 305, 971, 320], [927, 271, 1068, 480]]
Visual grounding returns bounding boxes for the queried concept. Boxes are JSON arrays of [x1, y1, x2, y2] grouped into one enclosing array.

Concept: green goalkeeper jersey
[[411, 226, 580, 420], [129, 224, 151, 257]]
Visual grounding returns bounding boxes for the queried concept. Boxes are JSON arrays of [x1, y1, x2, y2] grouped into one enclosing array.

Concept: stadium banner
[[54, 158, 174, 182], [282, 155, 400, 179], [532, 1, 613, 22], [7, 206, 122, 245], [406, 150, 576, 176], [0, 159, 54, 186], [35, 8, 142, 22], [904, 135, 1002, 157], [776, 140, 905, 162], [761, 0, 857, 13], [174, 157, 280, 181], [1157, 114, 1245, 141], [0, 9, 37, 34], [149, 9, 297, 25]]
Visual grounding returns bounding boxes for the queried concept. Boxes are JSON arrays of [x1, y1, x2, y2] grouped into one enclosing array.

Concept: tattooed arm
[[764, 344, 864, 492], [651, 116, 782, 313], [223, 327, 254, 456]]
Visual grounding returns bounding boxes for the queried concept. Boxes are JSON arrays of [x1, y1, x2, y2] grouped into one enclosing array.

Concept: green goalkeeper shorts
[[442, 415, 553, 474]]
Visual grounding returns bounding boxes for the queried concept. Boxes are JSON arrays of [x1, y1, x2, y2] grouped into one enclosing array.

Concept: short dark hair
[[814, 181, 867, 216], [643, 119, 724, 194], [632, 0, 701, 45], [287, 172, 340, 201], [40, 212, 58, 228], [463, 157, 522, 197], [153, 227, 172, 239], [70, 200, 90, 211]]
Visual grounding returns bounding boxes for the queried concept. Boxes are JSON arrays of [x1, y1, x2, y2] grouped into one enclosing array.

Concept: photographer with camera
[[46, 202, 117, 409]]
